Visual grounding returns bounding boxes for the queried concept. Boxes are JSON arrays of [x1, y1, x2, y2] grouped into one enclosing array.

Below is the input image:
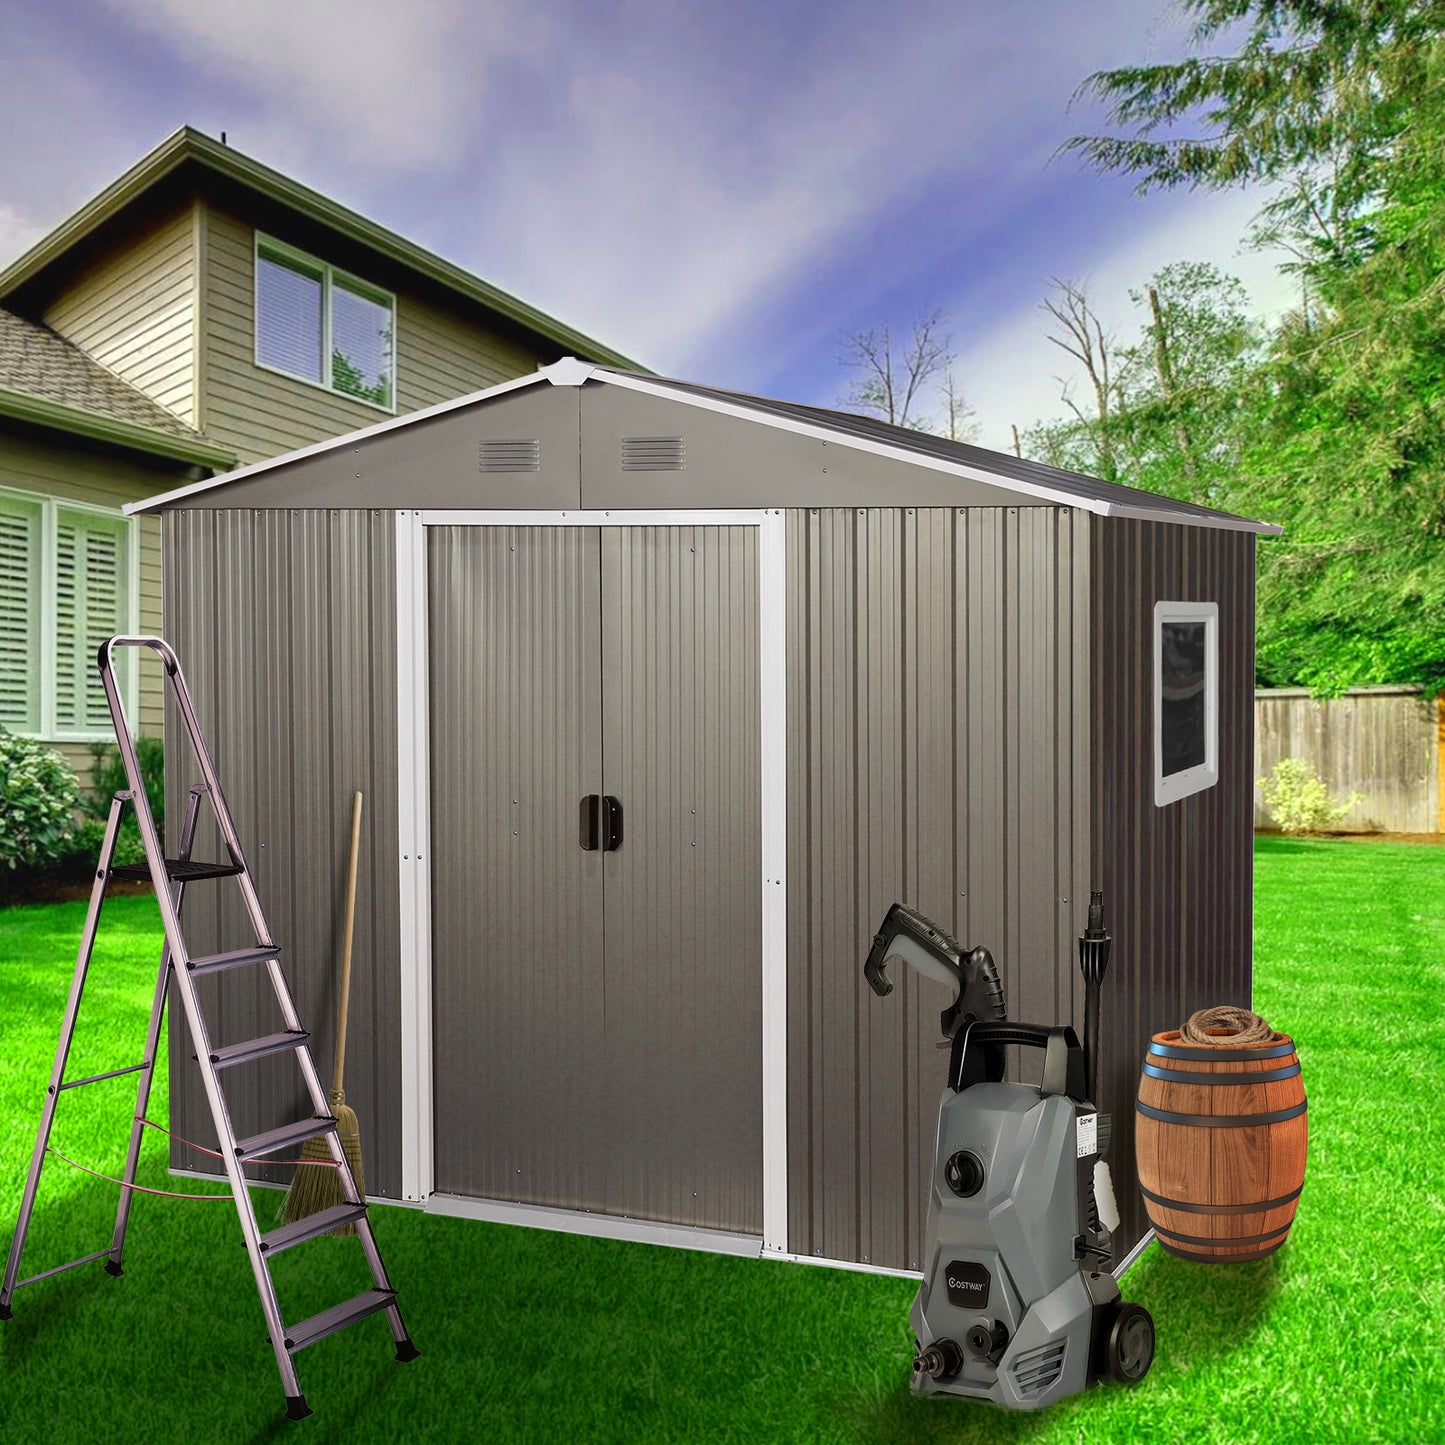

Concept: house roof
[[0, 127, 644, 373], [127, 358, 1282, 532], [0, 306, 236, 468]]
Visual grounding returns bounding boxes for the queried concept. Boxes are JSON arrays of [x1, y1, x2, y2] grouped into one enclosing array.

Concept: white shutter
[[54, 509, 131, 734], [0, 494, 41, 731]]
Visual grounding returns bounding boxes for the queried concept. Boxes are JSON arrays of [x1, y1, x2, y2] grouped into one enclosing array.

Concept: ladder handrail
[[98, 635, 272, 948]]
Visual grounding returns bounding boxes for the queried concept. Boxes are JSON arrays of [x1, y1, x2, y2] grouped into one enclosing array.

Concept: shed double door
[[428, 524, 763, 1233]]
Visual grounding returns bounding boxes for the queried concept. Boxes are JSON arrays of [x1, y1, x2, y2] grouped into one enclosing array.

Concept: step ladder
[[0, 635, 417, 1420]]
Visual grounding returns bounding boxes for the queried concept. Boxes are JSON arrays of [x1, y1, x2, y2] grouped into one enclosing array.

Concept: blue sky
[[0, 0, 1297, 451]]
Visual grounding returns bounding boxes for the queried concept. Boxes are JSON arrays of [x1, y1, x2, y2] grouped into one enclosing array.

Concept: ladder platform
[[235, 1114, 338, 1161], [111, 858, 243, 883], [189, 945, 281, 978], [260, 1204, 369, 1257], [206, 1030, 309, 1069], [282, 1287, 396, 1353]]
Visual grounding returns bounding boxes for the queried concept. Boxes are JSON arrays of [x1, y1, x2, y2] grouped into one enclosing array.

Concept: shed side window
[[255, 235, 396, 411], [1154, 600, 1218, 806]]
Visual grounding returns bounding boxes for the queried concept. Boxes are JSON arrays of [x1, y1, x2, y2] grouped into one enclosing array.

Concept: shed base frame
[[170, 1168, 1151, 1282]]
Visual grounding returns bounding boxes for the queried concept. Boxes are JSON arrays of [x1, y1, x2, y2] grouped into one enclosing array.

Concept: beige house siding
[[201, 207, 541, 465], [41, 202, 198, 427], [0, 426, 169, 780], [395, 288, 539, 410]]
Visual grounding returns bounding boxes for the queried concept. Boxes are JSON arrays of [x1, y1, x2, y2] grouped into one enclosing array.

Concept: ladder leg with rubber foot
[[0, 634, 418, 1420]]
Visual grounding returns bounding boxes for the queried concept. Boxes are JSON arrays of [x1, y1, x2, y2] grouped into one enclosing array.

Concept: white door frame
[[395, 508, 789, 1257]]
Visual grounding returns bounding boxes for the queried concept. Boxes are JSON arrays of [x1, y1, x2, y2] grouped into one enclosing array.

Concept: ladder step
[[206, 1030, 309, 1070], [188, 945, 281, 978], [110, 858, 244, 883], [282, 1288, 396, 1353], [235, 1114, 338, 1161], [259, 1203, 370, 1256]]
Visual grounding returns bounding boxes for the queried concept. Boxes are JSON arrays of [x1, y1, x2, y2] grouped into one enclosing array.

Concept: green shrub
[[0, 729, 80, 872], [87, 736, 164, 847], [51, 815, 150, 881], [1257, 756, 1363, 834]]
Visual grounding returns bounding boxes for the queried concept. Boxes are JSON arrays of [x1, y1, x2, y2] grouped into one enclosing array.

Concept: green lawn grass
[[1, 839, 1442, 1442]]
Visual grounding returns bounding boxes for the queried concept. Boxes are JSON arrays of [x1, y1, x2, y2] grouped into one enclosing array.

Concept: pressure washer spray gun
[[863, 891, 1153, 1408], [864, 902, 1007, 1042]]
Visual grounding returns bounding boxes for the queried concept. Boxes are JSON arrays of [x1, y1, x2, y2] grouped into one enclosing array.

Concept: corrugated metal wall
[[599, 525, 762, 1231], [428, 523, 762, 1232], [428, 525, 607, 1208], [1090, 516, 1255, 1258], [784, 505, 1094, 1272], [161, 509, 402, 1197]]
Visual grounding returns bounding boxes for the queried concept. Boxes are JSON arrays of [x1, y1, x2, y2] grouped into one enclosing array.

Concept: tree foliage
[[1024, 262, 1263, 507], [1066, 0, 1444, 266], [1061, 1, 1445, 693]]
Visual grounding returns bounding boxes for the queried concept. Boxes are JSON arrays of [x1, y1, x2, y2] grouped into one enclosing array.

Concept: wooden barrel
[[1135, 1029, 1307, 1262]]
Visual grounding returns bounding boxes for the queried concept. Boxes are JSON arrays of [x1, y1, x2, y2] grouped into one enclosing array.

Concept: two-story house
[[0, 126, 639, 781]]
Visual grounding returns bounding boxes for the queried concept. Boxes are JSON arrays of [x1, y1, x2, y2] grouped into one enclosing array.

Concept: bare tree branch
[[1040, 278, 1118, 479], [840, 309, 953, 430]]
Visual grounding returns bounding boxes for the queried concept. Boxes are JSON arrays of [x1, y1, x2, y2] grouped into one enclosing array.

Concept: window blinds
[[257, 250, 325, 383]]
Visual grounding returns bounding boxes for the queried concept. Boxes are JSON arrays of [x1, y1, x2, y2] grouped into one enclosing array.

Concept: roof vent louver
[[622, 436, 685, 471], [479, 438, 540, 473]]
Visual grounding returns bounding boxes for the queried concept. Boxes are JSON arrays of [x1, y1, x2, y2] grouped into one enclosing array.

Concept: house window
[[0, 490, 137, 740], [255, 236, 395, 410], [1154, 600, 1219, 806]]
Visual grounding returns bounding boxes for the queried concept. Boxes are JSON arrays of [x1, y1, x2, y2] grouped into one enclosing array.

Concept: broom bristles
[[279, 1096, 365, 1237]]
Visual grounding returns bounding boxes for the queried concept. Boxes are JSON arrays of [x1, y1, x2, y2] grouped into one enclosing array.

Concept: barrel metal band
[[1158, 1236, 1284, 1262], [1149, 1039, 1295, 1062], [1139, 1181, 1303, 1216], [1135, 1099, 1307, 1128], [1152, 1218, 1293, 1248], [1142, 1061, 1302, 1085]]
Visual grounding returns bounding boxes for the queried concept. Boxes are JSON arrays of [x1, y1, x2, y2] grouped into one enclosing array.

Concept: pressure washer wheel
[[1105, 1302, 1155, 1385]]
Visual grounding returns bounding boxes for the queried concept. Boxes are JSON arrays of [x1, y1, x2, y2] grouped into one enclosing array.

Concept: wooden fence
[[1254, 686, 1444, 833]]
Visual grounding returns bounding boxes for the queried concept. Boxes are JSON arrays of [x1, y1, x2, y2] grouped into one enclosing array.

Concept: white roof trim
[[124, 368, 552, 515], [598, 371, 1113, 516], [542, 356, 595, 387], [1106, 501, 1283, 534]]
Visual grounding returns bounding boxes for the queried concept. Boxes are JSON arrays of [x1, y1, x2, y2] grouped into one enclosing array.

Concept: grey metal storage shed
[[129, 356, 1280, 1278]]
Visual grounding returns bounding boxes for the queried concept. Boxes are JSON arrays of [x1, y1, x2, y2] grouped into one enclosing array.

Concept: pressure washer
[[864, 893, 1154, 1409]]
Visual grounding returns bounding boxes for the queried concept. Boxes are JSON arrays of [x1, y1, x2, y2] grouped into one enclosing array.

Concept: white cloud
[[470, 0, 1180, 368], [96, 0, 551, 171], [949, 185, 1302, 452]]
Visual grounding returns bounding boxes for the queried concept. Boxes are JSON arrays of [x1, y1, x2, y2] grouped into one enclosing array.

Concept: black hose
[[1078, 890, 1111, 1107]]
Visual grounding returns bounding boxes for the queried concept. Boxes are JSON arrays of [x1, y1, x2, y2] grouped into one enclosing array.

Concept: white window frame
[[253, 233, 397, 414], [1153, 599, 1219, 807], [0, 486, 140, 743]]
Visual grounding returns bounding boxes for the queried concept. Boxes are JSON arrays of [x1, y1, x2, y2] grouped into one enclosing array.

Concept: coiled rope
[[1180, 1005, 1276, 1045], [44, 1116, 340, 1200]]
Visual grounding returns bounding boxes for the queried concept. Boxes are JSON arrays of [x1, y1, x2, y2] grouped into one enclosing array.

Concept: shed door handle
[[601, 795, 623, 852], [579, 795, 600, 850]]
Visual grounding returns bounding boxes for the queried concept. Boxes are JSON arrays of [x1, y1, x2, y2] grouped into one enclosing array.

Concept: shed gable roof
[[125, 358, 1282, 532]]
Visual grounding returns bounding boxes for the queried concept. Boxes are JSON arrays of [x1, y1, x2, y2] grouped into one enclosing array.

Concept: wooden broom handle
[[333, 791, 363, 1096]]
